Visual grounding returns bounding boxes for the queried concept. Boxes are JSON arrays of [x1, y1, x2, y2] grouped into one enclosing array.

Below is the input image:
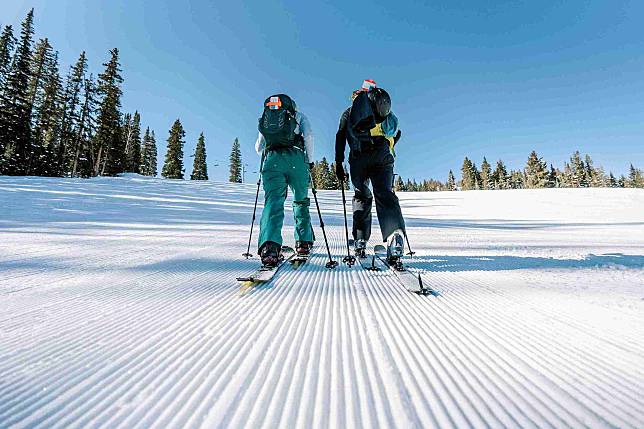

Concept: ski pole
[[404, 230, 416, 257], [243, 152, 265, 258], [308, 168, 338, 269], [340, 174, 355, 266]]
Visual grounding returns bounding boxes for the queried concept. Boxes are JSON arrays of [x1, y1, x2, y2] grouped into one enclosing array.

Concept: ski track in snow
[[1, 176, 644, 428]]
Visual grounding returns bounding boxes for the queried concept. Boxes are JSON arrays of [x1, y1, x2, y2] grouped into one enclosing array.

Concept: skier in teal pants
[[256, 94, 314, 267]]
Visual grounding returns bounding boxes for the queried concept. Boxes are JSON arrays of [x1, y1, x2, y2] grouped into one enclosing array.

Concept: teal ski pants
[[258, 148, 313, 251]]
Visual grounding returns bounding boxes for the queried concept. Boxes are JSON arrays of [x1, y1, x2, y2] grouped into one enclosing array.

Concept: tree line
[[3, 10, 642, 189], [0, 9, 210, 181], [394, 150, 644, 191]]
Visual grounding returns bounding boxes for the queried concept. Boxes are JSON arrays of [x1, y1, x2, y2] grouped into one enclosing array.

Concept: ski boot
[[354, 239, 367, 258], [386, 230, 405, 268], [295, 241, 313, 257], [260, 241, 282, 268]]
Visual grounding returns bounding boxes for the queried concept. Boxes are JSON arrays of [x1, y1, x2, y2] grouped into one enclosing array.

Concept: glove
[[393, 130, 402, 144], [335, 162, 346, 181]]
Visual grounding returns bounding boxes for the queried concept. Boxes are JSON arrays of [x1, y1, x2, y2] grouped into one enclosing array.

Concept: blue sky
[[2, 0, 644, 181]]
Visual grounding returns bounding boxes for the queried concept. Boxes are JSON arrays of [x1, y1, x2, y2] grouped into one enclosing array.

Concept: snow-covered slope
[[1, 175, 643, 428]]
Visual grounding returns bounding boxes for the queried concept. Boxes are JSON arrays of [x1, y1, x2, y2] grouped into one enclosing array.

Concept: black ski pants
[[349, 143, 406, 242]]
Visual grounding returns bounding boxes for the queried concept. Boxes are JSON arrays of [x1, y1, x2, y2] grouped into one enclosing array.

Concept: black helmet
[[368, 88, 391, 122]]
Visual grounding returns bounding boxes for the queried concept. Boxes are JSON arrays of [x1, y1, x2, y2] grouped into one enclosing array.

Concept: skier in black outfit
[[335, 80, 406, 261]]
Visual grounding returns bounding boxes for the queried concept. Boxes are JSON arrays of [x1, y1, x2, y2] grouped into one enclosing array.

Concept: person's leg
[[286, 149, 313, 244], [349, 154, 373, 241], [258, 151, 288, 252], [370, 146, 406, 241]]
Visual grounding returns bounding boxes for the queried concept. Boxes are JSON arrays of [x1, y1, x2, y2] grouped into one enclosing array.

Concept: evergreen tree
[[311, 160, 322, 188], [509, 170, 525, 189], [446, 170, 456, 191], [491, 160, 509, 189], [561, 162, 573, 187], [24, 38, 58, 174], [480, 157, 491, 190], [316, 157, 333, 189], [568, 151, 587, 187], [460, 157, 475, 190], [228, 137, 242, 183], [546, 165, 558, 188], [582, 154, 606, 187], [140, 127, 158, 176], [590, 166, 607, 187], [0, 25, 16, 85], [59, 51, 88, 176], [329, 161, 349, 190], [93, 48, 123, 176], [328, 161, 340, 190], [608, 172, 617, 188], [471, 162, 481, 190], [618, 175, 626, 188], [627, 164, 644, 188], [405, 179, 418, 192], [0, 10, 35, 174], [584, 154, 595, 186], [524, 150, 548, 188], [162, 119, 185, 179], [124, 111, 142, 172], [31, 51, 62, 176], [71, 74, 96, 177], [27, 39, 54, 112], [190, 132, 208, 180], [394, 175, 405, 192]]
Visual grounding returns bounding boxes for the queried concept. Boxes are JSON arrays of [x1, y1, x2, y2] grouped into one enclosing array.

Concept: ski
[[237, 246, 296, 285], [289, 244, 317, 269], [357, 252, 380, 271], [372, 245, 439, 296]]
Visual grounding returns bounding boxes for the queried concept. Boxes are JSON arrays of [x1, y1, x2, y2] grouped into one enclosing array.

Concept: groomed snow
[[1, 175, 643, 428]]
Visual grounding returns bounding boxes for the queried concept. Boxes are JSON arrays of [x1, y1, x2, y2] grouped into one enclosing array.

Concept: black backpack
[[258, 94, 301, 150], [349, 91, 376, 133]]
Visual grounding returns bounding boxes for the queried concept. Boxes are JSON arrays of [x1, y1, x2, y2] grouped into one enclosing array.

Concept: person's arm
[[255, 132, 265, 155], [297, 112, 314, 162], [335, 108, 349, 164]]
